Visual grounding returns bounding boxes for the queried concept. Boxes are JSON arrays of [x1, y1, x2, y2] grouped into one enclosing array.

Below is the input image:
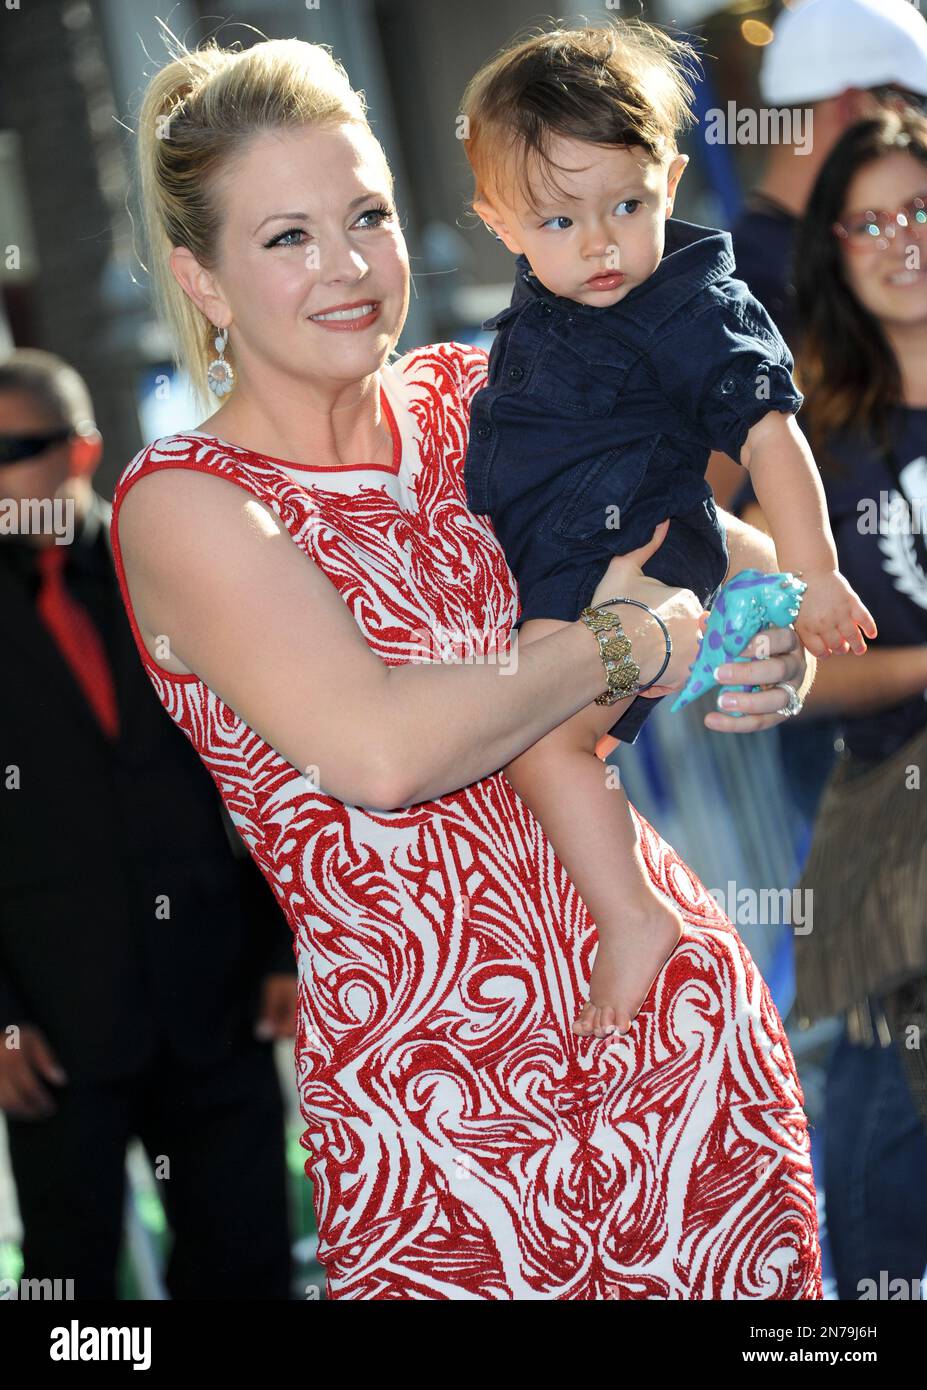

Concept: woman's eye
[[541, 215, 573, 231], [265, 206, 394, 248], [266, 227, 306, 248], [615, 199, 641, 216], [355, 205, 395, 228]]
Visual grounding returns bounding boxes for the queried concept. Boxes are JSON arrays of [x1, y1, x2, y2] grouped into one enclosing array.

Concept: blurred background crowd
[[2, 0, 927, 1300]]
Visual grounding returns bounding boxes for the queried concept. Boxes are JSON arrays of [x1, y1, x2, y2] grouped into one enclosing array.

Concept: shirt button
[[719, 376, 736, 394], [540, 303, 552, 315], [508, 365, 524, 381], [476, 424, 491, 439]]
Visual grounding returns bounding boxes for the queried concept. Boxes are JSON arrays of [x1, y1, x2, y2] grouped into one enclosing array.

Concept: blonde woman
[[112, 30, 821, 1299]]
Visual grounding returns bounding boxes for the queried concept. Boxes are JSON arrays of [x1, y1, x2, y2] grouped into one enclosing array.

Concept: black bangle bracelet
[[590, 596, 673, 693]]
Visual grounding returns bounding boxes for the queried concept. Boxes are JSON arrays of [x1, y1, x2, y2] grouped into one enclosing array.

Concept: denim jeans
[[824, 998, 927, 1300]]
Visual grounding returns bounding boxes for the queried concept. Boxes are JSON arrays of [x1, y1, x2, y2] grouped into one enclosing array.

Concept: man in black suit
[[0, 348, 297, 1299]]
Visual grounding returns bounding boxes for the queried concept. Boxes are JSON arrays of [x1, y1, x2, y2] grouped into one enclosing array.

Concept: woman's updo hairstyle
[[134, 24, 380, 410]]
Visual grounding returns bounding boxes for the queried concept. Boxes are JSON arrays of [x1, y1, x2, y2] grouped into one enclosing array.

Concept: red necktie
[[34, 543, 120, 740]]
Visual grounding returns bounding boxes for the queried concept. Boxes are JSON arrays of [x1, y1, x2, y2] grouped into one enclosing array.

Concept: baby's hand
[[792, 568, 877, 657]]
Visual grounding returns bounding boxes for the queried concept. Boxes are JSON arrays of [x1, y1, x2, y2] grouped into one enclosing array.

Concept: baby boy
[[459, 19, 876, 1038]]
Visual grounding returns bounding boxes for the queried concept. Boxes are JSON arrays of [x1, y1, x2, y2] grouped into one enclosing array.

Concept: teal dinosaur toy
[[669, 568, 807, 715]]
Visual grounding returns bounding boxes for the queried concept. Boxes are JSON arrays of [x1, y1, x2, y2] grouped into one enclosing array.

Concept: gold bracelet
[[579, 597, 674, 706]]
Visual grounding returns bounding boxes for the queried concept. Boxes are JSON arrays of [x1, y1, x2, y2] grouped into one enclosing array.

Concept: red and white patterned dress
[[110, 341, 822, 1300]]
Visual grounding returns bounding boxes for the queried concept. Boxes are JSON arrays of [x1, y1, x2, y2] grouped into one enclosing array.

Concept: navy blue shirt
[[729, 194, 800, 352], [732, 409, 927, 761], [463, 218, 803, 741]]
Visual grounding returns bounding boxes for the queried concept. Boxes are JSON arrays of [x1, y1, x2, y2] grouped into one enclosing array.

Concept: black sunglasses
[[0, 427, 74, 465]]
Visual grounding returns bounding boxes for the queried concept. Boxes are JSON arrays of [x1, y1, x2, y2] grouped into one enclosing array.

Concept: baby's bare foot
[[573, 896, 683, 1039]]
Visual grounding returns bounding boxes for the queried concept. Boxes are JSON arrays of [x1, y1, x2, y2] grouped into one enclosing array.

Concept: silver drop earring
[[207, 326, 235, 397]]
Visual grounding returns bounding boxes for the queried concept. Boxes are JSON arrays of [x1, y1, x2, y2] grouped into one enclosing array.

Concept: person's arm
[[700, 505, 818, 732], [801, 644, 927, 716], [706, 448, 744, 510], [116, 472, 695, 813], [732, 500, 927, 716], [741, 411, 877, 655], [736, 498, 772, 540], [740, 409, 837, 575], [719, 500, 777, 577]]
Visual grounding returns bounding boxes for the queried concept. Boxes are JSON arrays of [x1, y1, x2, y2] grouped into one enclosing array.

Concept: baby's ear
[[472, 198, 499, 231], [473, 198, 520, 254], [665, 153, 689, 215]]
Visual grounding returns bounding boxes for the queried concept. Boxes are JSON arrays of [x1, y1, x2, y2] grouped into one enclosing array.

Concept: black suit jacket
[[0, 489, 296, 1083]]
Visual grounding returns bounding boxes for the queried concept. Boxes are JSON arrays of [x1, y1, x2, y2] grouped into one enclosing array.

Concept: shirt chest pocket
[[526, 317, 633, 417], [541, 435, 660, 544]]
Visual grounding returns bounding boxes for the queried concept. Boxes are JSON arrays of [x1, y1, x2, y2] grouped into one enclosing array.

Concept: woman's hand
[[590, 520, 705, 696], [701, 615, 816, 733], [590, 518, 816, 732]]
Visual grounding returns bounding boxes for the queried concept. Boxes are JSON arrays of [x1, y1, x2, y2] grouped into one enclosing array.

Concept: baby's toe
[[597, 1006, 619, 1037], [572, 1001, 597, 1036]]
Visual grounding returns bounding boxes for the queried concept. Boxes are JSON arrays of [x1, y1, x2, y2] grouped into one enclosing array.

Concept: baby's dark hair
[[459, 17, 699, 216]]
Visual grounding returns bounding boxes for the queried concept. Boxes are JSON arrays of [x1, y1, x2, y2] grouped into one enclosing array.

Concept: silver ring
[[774, 681, 803, 718]]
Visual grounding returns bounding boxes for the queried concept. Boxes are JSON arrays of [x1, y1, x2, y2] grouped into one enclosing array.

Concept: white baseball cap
[[760, 0, 927, 106]]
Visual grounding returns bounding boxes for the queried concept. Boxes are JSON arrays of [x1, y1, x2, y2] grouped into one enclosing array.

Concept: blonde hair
[[459, 17, 698, 217], [134, 24, 384, 413]]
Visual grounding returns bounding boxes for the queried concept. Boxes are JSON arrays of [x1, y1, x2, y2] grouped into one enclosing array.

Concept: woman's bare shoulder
[[117, 453, 268, 550], [115, 455, 279, 674]]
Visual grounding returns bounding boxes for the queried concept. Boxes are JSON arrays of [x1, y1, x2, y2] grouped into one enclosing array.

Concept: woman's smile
[[883, 267, 927, 288], [307, 299, 382, 329]]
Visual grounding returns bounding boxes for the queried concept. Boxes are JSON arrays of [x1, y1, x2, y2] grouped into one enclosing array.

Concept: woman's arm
[[702, 504, 818, 731], [720, 499, 774, 575], [801, 644, 927, 715], [117, 470, 697, 812], [721, 498, 791, 581]]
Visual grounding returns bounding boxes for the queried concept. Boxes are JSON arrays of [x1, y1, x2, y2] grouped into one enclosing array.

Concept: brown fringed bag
[[794, 721, 927, 1039], [794, 726, 927, 1131], [794, 444, 927, 1128]]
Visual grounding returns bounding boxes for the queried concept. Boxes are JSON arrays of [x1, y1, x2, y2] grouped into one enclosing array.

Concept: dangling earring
[[207, 326, 235, 397]]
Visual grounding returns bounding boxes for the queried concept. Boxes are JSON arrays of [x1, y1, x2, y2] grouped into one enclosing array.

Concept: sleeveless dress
[[110, 340, 822, 1301]]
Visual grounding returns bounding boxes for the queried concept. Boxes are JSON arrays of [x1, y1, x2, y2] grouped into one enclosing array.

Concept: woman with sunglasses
[[741, 109, 927, 1297]]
